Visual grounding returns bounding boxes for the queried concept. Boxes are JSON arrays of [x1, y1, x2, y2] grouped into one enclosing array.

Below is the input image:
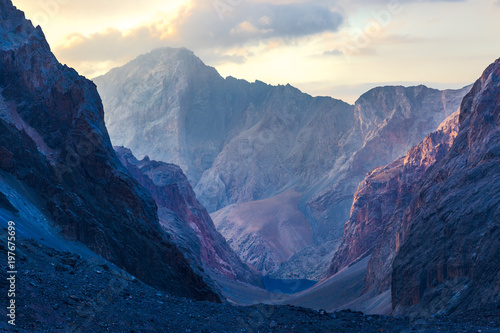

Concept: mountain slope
[[392, 59, 500, 316], [305, 85, 471, 240], [325, 58, 499, 316], [0, 0, 219, 301], [212, 189, 312, 275], [95, 47, 470, 278], [115, 147, 261, 286], [325, 110, 461, 310], [95, 49, 355, 213]]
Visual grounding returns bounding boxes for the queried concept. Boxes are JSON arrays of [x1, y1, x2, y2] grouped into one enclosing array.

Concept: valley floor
[[1, 230, 499, 333]]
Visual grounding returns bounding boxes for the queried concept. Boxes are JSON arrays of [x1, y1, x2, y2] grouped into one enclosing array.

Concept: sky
[[12, 0, 500, 103]]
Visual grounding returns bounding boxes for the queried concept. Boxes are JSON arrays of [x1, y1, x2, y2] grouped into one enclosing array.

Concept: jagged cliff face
[[392, 59, 500, 316], [328, 111, 461, 296], [95, 51, 354, 213], [0, 0, 220, 302], [328, 59, 500, 317], [95, 47, 228, 186], [306, 85, 470, 242], [95, 47, 470, 278], [278, 86, 470, 279], [115, 147, 261, 286]]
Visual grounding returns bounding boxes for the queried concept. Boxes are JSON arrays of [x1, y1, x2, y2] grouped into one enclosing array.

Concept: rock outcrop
[[0, 0, 220, 301], [328, 58, 500, 317], [115, 147, 261, 286], [392, 59, 500, 316], [328, 110, 461, 296]]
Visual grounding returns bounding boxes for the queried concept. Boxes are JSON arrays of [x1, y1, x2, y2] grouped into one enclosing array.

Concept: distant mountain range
[[1, 0, 498, 323], [278, 61, 499, 317], [94, 48, 471, 279]]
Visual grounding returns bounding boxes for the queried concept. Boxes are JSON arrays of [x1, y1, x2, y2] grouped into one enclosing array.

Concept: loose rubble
[[1, 234, 498, 333]]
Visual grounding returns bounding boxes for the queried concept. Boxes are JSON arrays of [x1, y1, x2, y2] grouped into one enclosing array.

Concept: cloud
[[170, 0, 344, 47], [322, 46, 377, 59], [54, 0, 344, 76], [376, 33, 426, 44], [335, 0, 467, 14], [201, 53, 247, 65], [50, 0, 481, 81], [340, 0, 465, 3], [320, 32, 424, 62], [56, 28, 166, 63], [323, 49, 344, 56]]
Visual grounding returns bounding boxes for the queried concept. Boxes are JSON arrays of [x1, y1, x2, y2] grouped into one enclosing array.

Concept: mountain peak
[[128, 46, 207, 71], [142, 46, 197, 61], [0, 0, 47, 51], [391, 58, 500, 315], [1, 0, 221, 302]]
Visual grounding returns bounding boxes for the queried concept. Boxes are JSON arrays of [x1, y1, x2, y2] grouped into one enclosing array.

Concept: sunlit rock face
[[95, 47, 470, 278], [115, 147, 262, 286], [328, 111, 460, 300], [278, 84, 470, 276], [391, 59, 500, 316], [0, 0, 220, 302], [305, 85, 472, 243], [329, 58, 500, 317]]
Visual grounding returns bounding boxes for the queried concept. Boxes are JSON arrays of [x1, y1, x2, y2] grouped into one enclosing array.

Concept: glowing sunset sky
[[12, 0, 500, 103]]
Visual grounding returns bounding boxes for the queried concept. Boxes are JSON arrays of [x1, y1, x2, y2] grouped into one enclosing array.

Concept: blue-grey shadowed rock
[[0, 0, 220, 302], [391, 58, 500, 316], [95, 47, 471, 280], [327, 110, 461, 314], [115, 146, 262, 287], [327, 58, 499, 317]]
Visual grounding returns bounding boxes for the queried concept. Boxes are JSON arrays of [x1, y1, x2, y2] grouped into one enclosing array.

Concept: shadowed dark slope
[[392, 59, 500, 316], [0, 0, 219, 302], [115, 146, 262, 287]]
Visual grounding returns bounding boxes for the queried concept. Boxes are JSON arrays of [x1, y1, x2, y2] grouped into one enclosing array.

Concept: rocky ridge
[[327, 110, 461, 306], [327, 58, 500, 317], [0, 0, 219, 301], [115, 146, 261, 286], [392, 58, 500, 316]]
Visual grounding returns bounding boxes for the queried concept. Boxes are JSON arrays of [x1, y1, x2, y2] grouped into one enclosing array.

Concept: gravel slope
[[1, 229, 498, 333]]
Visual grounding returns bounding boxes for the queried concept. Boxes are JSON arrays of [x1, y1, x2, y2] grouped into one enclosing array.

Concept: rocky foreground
[[1, 231, 498, 333]]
